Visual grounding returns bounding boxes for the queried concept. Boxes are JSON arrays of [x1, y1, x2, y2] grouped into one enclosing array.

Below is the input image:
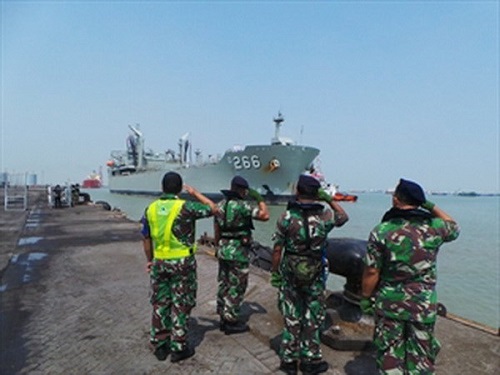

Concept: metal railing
[[3, 173, 28, 211]]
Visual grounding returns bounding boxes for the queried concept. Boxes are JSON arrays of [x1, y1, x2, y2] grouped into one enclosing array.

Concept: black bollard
[[322, 238, 374, 350], [325, 237, 367, 302]]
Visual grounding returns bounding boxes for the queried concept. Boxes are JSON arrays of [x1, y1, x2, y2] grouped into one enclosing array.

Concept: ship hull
[[108, 144, 319, 203], [82, 179, 102, 189]]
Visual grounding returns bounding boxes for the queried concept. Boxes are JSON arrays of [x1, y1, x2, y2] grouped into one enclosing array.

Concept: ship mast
[[272, 112, 284, 145], [271, 112, 295, 145], [128, 124, 144, 169]]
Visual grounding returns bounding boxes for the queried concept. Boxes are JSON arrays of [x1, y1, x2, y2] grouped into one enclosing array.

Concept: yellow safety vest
[[146, 198, 196, 260]]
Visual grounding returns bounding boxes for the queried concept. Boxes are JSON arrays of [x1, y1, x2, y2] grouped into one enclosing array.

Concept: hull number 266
[[232, 155, 261, 170]]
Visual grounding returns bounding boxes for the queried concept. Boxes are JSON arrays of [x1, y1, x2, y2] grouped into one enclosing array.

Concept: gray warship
[[107, 114, 320, 202]]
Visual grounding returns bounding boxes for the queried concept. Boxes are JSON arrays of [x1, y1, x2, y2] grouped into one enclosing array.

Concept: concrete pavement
[[0, 196, 498, 374]]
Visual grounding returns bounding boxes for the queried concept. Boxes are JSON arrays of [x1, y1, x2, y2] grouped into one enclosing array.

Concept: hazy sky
[[1, 1, 498, 193]]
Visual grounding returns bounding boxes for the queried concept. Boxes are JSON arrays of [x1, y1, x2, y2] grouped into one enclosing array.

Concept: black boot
[[153, 344, 169, 361], [279, 360, 298, 375], [170, 347, 195, 363], [223, 320, 250, 335], [299, 360, 328, 375], [219, 318, 226, 332]]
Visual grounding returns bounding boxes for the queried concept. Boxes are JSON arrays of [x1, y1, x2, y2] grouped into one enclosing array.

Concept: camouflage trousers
[[149, 256, 197, 352], [278, 277, 326, 363], [374, 316, 441, 375], [216, 259, 249, 322]]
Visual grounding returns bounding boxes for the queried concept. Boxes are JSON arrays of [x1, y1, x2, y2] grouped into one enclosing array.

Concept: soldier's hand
[[317, 188, 332, 203], [270, 272, 283, 288], [248, 188, 264, 203], [184, 184, 197, 195], [360, 297, 374, 315], [422, 200, 436, 212]]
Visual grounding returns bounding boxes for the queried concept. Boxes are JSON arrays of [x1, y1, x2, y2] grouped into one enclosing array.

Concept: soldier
[[53, 184, 62, 208], [71, 184, 80, 206], [361, 178, 460, 374], [214, 176, 270, 334], [141, 172, 218, 363], [271, 175, 349, 375]]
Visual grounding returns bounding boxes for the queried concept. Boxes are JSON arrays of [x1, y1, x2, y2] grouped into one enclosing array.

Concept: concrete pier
[[0, 193, 498, 374]]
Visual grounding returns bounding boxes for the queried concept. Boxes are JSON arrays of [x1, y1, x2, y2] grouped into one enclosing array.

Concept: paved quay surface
[[0, 195, 499, 374], [0, 189, 47, 274]]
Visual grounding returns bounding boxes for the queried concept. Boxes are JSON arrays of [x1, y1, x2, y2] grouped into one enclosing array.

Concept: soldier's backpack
[[284, 201, 326, 287]]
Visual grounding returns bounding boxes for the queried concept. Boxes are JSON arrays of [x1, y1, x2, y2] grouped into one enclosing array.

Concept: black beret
[[297, 174, 321, 190], [395, 178, 426, 205], [231, 175, 249, 189]]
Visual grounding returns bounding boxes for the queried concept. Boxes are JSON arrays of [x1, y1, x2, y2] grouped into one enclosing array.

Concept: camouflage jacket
[[365, 209, 460, 323], [141, 194, 214, 251], [273, 201, 339, 284], [215, 196, 258, 262]]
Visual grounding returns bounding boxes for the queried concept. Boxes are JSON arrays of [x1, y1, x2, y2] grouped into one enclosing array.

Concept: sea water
[[84, 189, 499, 330]]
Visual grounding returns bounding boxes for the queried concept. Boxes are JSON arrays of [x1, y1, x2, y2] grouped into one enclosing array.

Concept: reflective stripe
[[146, 199, 197, 260]]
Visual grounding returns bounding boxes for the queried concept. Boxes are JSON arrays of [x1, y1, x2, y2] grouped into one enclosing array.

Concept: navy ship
[[107, 114, 320, 203]]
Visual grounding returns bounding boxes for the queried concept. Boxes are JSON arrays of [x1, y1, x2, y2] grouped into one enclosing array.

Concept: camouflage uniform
[[215, 196, 257, 323], [141, 194, 213, 352], [365, 209, 460, 374], [273, 201, 343, 364]]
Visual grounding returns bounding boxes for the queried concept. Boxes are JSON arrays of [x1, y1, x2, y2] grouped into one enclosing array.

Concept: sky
[[1, 1, 498, 193]]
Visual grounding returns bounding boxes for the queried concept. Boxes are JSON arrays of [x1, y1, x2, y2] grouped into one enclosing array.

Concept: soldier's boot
[[170, 347, 195, 363], [223, 321, 250, 335], [219, 318, 226, 332], [279, 360, 298, 375], [299, 360, 329, 375], [153, 344, 170, 361]]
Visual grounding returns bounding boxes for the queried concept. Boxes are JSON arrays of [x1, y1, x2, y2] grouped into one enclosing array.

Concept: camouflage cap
[[395, 178, 426, 205]]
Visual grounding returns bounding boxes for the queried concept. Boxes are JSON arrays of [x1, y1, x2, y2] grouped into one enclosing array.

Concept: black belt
[[285, 251, 322, 260]]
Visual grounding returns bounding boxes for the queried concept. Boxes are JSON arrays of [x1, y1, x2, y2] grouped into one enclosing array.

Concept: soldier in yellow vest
[[141, 172, 217, 363]]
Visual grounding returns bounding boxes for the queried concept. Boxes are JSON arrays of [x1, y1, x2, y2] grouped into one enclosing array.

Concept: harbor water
[[84, 189, 499, 330]]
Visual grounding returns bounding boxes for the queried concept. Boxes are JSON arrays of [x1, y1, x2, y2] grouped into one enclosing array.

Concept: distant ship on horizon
[[82, 170, 102, 189]]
